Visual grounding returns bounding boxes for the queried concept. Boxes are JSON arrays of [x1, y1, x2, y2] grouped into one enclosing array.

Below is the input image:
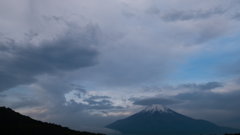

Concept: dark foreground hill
[[0, 106, 104, 135], [106, 104, 239, 135]]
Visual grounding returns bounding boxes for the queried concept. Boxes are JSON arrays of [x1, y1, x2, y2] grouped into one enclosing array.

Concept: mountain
[[0, 106, 104, 135], [106, 104, 239, 135]]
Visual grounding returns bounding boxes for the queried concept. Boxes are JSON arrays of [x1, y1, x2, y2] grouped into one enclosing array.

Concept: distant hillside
[[106, 104, 239, 135], [0, 106, 104, 135]]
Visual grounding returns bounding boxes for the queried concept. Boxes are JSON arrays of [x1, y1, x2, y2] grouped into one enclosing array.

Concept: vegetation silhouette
[[0, 106, 105, 135]]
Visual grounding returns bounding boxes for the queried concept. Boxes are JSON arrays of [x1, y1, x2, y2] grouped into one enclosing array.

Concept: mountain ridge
[[0, 106, 105, 135], [106, 104, 239, 135]]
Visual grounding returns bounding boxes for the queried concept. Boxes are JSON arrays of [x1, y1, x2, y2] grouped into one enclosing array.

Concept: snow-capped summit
[[141, 104, 172, 113], [106, 104, 239, 135]]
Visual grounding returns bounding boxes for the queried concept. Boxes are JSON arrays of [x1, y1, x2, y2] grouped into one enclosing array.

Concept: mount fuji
[[106, 104, 239, 135]]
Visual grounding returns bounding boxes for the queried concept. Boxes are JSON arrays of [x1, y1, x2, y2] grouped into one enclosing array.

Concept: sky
[[1, 0, 240, 133]]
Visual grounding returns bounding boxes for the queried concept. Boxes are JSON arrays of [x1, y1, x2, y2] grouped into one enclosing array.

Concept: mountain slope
[[106, 104, 239, 135], [0, 106, 104, 135]]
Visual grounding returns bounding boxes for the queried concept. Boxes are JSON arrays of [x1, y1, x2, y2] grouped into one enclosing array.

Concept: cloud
[[221, 59, 240, 76], [132, 97, 180, 106], [232, 12, 240, 20], [175, 90, 240, 109], [160, 8, 226, 22], [1, 0, 240, 132], [64, 87, 122, 110], [129, 80, 240, 128], [178, 82, 223, 91], [172, 89, 240, 128], [84, 96, 115, 109], [43, 103, 122, 133], [9, 98, 41, 109], [172, 79, 240, 110], [0, 24, 99, 92], [164, 79, 240, 128], [131, 82, 223, 106]]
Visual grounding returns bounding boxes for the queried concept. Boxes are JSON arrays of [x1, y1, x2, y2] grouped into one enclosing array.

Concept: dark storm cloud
[[178, 82, 223, 91], [132, 97, 180, 106], [0, 25, 99, 92]]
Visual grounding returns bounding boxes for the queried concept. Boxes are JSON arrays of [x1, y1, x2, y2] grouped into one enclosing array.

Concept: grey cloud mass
[[131, 81, 240, 128], [161, 8, 226, 22], [174, 90, 240, 110], [0, 25, 99, 91], [132, 82, 223, 106], [222, 59, 240, 76], [133, 97, 180, 106], [1, 0, 240, 132], [232, 12, 240, 20], [178, 82, 223, 91], [84, 96, 114, 109], [65, 88, 121, 110], [172, 90, 240, 128]]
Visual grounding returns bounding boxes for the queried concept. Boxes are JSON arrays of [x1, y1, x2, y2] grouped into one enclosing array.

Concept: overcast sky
[[1, 0, 240, 133]]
